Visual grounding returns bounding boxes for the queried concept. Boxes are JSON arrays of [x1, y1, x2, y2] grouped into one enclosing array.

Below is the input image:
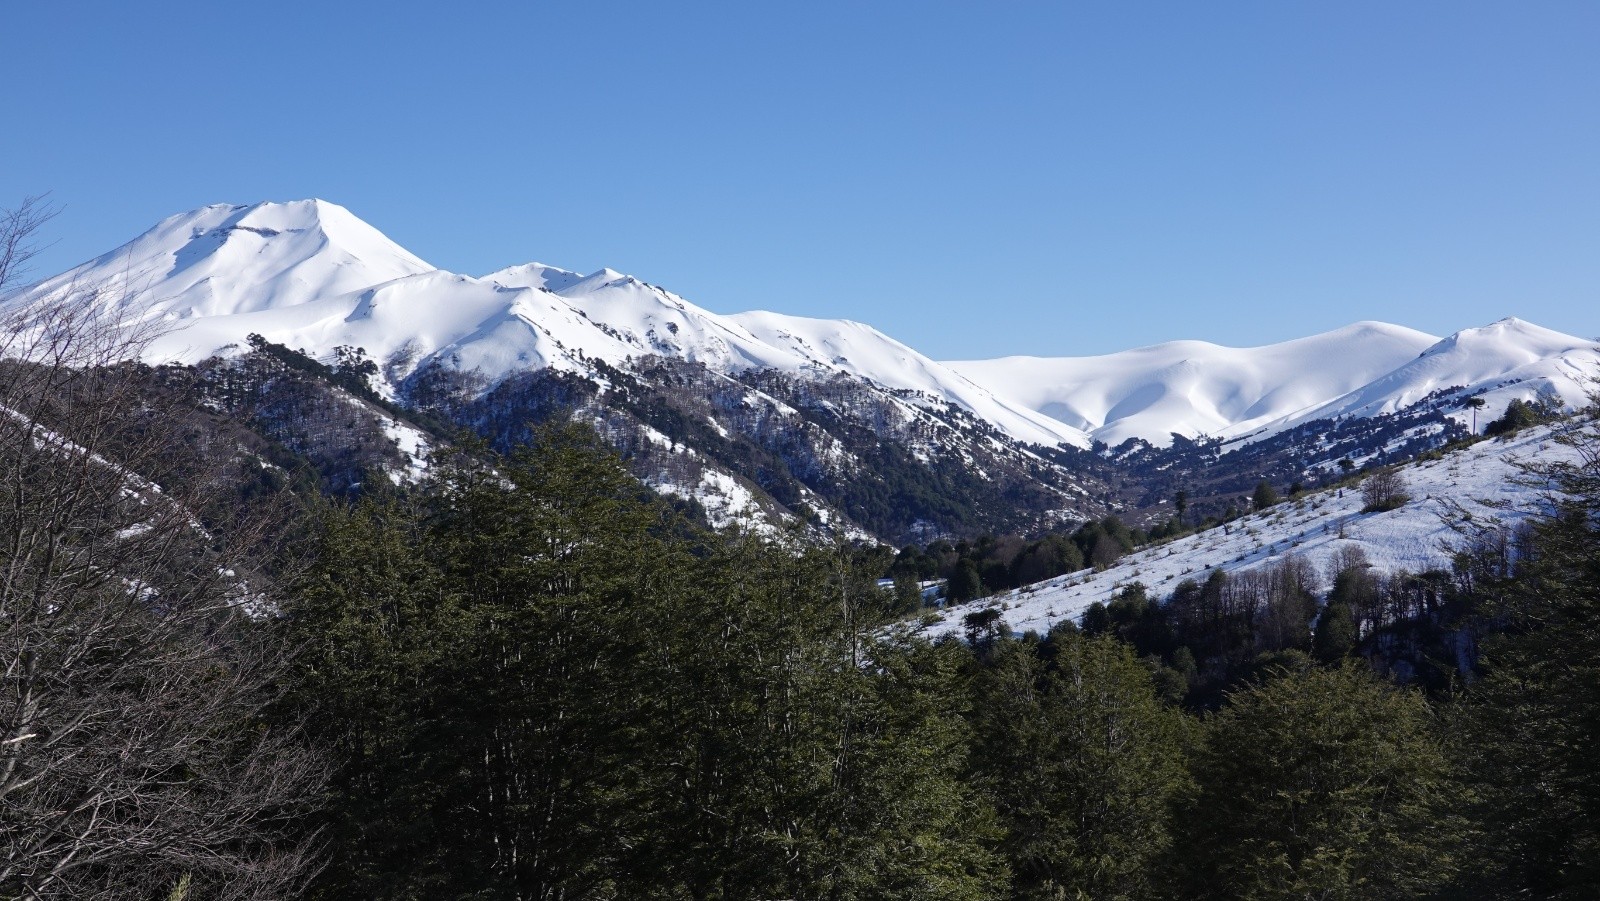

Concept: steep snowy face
[[1293, 318, 1600, 428], [13, 200, 435, 321], [946, 322, 1440, 447], [552, 272, 795, 372], [731, 311, 1093, 448], [490, 265, 811, 371]]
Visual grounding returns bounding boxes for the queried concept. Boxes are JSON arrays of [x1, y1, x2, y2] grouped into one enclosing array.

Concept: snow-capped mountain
[[9, 200, 1088, 449], [10, 200, 1597, 452], [4, 198, 1595, 542], [20, 200, 435, 322], [1285, 317, 1600, 429], [946, 319, 1600, 449]]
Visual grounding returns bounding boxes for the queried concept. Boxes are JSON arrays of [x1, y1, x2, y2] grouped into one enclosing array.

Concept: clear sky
[[3, 1, 1596, 358]]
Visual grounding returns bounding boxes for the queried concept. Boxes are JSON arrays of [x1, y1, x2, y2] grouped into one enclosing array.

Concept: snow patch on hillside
[[917, 422, 1581, 640]]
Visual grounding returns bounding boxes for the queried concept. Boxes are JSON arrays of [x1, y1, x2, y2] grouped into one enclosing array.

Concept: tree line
[[1, 201, 1597, 895], [9, 371, 1596, 898]]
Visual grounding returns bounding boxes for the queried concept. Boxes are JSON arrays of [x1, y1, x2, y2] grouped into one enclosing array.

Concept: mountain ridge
[[4, 199, 1596, 544], [8, 199, 1594, 452]]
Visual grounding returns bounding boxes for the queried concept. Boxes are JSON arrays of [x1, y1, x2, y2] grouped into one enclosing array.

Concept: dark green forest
[[2, 304, 1599, 900]]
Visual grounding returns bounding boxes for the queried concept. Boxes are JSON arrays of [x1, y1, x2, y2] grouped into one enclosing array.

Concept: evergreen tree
[[1485, 397, 1540, 436], [1252, 479, 1279, 510], [289, 424, 679, 899], [971, 635, 1192, 900], [1452, 415, 1600, 897], [1312, 601, 1358, 664], [282, 499, 447, 899], [629, 533, 1003, 899], [949, 559, 985, 602], [1178, 664, 1460, 899]]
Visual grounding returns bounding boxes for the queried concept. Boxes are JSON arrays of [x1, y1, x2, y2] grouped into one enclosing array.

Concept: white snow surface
[[6, 199, 1596, 450], [1285, 318, 1600, 430], [4, 200, 1090, 448], [949, 319, 1600, 448], [729, 311, 1092, 448], [19, 200, 435, 321], [916, 423, 1581, 641], [947, 323, 1440, 447]]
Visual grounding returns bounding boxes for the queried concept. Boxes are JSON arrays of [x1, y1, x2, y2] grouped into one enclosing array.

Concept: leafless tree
[[1361, 466, 1409, 513], [0, 202, 325, 900]]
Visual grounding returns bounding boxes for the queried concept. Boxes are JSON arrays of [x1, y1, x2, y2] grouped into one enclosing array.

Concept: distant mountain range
[[7, 199, 1597, 541]]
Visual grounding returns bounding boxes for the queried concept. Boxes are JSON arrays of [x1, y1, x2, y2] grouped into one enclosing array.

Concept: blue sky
[[3, 1, 1596, 357]]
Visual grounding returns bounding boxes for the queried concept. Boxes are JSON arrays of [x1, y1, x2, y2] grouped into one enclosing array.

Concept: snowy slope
[[730, 311, 1092, 448], [491, 265, 801, 371], [5, 200, 1093, 448], [946, 323, 1440, 447], [917, 422, 1582, 640], [1288, 318, 1600, 430], [8, 199, 1594, 454], [18, 200, 435, 321]]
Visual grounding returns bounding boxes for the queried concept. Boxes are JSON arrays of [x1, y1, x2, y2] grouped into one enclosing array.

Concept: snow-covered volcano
[[3, 200, 1090, 448], [19, 200, 435, 321], [5, 199, 1596, 450]]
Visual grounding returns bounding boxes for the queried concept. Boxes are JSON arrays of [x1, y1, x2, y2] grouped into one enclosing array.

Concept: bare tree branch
[[0, 206, 326, 901]]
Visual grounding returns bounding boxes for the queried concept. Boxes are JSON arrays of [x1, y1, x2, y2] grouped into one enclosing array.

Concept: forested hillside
[[4, 292, 1599, 898], [3, 206, 1598, 899]]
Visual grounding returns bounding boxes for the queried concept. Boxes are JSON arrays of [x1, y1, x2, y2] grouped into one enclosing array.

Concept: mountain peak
[[484, 262, 586, 293], [10, 199, 434, 321], [1428, 316, 1592, 356], [8, 200, 1595, 456]]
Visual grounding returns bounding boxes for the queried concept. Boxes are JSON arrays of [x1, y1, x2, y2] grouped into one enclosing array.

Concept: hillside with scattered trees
[[3, 204, 1599, 899]]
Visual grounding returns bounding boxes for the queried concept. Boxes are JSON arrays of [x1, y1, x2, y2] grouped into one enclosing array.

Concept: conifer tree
[[1253, 479, 1279, 510]]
